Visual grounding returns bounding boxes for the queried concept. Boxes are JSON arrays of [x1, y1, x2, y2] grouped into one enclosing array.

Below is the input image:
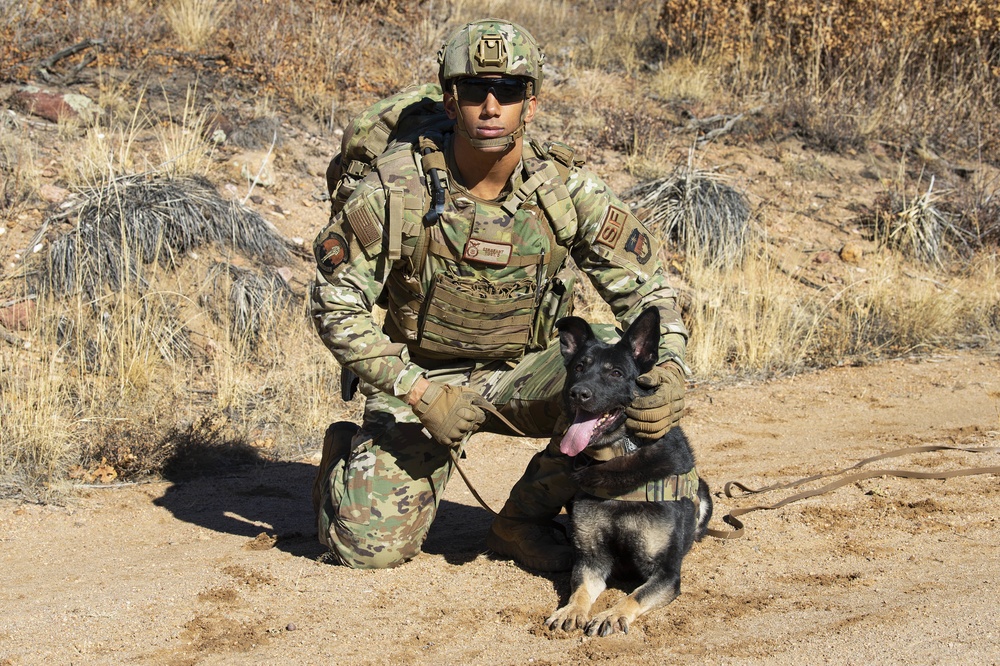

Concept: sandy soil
[[2, 350, 998, 665]]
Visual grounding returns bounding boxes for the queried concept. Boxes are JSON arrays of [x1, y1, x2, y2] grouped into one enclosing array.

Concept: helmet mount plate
[[474, 33, 508, 70]]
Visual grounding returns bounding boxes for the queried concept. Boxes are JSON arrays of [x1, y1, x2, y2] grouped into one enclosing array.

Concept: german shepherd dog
[[545, 306, 712, 637]]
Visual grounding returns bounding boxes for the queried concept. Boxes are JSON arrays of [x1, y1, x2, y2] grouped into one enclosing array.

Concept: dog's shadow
[[152, 452, 499, 566]]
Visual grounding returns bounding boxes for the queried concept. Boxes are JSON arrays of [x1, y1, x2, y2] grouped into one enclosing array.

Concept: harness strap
[[706, 443, 1000, 540], [581, 466, 701, 503]]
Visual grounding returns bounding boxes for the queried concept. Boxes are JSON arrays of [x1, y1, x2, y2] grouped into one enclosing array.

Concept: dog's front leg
[[585, 568, 681, 637], [545, 565, 607, 632]]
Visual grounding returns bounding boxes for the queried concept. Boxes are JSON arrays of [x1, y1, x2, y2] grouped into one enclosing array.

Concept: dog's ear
[[555, 316, 593, 363], [620, 307, 660, 373]]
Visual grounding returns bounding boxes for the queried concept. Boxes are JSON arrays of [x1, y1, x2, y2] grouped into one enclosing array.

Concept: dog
[[545, 306, 712, 637]]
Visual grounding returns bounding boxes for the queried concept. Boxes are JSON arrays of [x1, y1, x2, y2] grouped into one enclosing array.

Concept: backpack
[[325, 83, 454, 218]]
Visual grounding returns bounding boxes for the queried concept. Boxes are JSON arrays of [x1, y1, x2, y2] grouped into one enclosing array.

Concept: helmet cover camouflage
[[438, 19, 544, 96]]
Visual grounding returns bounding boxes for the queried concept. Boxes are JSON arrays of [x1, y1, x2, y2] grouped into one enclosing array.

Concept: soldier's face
[[445, 76, 536, 153]]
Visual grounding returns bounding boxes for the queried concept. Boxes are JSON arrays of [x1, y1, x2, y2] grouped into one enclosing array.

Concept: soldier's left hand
[[625, 362, 685, 440]]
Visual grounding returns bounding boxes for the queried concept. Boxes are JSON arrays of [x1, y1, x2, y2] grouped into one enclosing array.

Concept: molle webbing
[[582, 466, 701, 503], [417, 273, 536, 360]]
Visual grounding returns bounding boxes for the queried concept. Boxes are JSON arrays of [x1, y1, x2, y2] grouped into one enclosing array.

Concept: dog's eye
[[610, 368, 623, 379], [575, 362, 585, 372]]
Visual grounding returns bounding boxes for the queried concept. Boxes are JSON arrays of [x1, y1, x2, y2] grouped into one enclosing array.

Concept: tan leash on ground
[[705, 443, 1000, 540]]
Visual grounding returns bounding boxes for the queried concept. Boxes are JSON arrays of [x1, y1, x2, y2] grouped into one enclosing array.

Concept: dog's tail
[[694, 477, 713, 541]]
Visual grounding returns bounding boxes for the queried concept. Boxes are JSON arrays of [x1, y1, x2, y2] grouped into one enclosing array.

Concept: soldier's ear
[[444, 93, 458, 120], [523, 96, 537, 124]]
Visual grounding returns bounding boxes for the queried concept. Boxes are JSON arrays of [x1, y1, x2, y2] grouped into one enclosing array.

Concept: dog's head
[[554, 307, 660, 457]]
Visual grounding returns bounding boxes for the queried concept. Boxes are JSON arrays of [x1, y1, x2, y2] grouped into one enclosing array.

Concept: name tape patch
[[463, 238, 513, 266]]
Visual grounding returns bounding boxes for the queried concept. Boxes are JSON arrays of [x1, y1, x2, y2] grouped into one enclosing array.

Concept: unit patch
[[596, 205, 629, 248], [463, 238, 513, 266], [625, 228, 652, 264], [315, 231, 350, 277]]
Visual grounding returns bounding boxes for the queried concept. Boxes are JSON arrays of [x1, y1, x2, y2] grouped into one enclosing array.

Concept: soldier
[[310, 18, 688, 571]]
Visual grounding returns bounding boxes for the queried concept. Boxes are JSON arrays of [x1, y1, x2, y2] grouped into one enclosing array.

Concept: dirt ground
[[4, 41, 1000, 664], [2, 350, 998, 665]]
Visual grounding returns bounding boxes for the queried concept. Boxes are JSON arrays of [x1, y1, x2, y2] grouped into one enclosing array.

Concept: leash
[[448, 400, 524, 518], [705, 443, 1000, 540], [447, 401, 570, 535]]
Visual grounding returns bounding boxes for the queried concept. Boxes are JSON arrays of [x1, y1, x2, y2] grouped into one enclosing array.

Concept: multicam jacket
[[310, 132, 688, 400]]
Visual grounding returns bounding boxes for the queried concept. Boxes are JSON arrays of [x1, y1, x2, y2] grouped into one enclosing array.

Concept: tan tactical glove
[[625, 362, 686, 440], [411, 381, 489, 447]]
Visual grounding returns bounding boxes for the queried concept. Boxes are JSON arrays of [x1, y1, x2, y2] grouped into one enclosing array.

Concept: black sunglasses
[[455, 77, 528, 105]]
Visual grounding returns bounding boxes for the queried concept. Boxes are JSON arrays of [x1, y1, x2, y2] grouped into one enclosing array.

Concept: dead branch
[[36, 38, 104, 81], [674, 106, 764, 145]]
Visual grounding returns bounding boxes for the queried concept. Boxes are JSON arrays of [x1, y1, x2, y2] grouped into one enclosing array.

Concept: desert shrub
[[622, 169, 752, 268], [202, 262, 296, 351], [856, 185, 975, 266], [30, 175, 291, 300]]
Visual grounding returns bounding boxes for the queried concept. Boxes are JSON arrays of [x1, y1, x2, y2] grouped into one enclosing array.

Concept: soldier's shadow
[[151, 445, 495, 565], [153, 456, 327, 559]]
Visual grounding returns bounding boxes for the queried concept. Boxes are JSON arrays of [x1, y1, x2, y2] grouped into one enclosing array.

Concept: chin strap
[[450, 80, 530, 150], [454, 121, 524, 149]]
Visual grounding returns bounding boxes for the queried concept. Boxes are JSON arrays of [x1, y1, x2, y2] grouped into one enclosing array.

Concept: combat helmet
[[437, 18, 544, 149]]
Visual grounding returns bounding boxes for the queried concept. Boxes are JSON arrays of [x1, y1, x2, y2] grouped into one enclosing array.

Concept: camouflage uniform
[[310, 19, 688, 569], [310, 129, 687, 567]]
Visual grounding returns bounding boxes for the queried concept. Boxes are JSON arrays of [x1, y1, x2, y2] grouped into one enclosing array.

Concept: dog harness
[[579, 466, 702, 503]]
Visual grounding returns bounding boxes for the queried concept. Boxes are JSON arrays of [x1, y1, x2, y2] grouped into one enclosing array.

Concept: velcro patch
[[596, 205, 629, 248], [314, 231, 350, 278], [345, 194, 383, 252], [625, 228, 653, 265], [463, 239, 513, 266]]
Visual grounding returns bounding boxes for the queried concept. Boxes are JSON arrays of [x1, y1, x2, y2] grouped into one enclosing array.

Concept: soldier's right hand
[[410, 381, 488, 447]]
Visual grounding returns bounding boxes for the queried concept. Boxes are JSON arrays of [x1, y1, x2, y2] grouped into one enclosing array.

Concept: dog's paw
[[545, 604, 590, 633], [584, 610, 631, 637]]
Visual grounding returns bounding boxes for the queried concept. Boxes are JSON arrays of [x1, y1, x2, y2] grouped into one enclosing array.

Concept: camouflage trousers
[[316, 326, 618, 569]]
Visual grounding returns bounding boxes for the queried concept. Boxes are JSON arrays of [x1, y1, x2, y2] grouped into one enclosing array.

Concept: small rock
[[13, 87, 98, 123], [840, 241, 864, 264], [0, 299, 36, 330], [813, 251, 836, 264], [39, 183, 70, 203], [275, 266, 294, 284], [286, 623, 296, 632]]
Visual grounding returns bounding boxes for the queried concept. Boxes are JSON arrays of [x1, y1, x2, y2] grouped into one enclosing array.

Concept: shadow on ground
[[152, 454, 501, 566]]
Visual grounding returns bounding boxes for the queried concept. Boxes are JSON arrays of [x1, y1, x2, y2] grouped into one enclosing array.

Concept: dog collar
[[580, 437, 638, 461], [581, 466, 701, 503]]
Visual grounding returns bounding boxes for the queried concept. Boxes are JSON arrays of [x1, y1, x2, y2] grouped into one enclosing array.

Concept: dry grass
[[684, 255, 818, 378], [0, 115, 38, 223], [163, 0, 234, 52], [658, 0, 1000, 161], [2, 0, 1000, 497]]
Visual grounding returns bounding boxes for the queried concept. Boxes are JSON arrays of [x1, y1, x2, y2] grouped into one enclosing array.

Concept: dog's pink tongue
[[560, 410, 598, 457]]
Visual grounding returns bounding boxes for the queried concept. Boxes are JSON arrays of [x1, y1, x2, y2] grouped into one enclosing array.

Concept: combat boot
[[486, 506, 573, 572], [312, 421, 359, 516]]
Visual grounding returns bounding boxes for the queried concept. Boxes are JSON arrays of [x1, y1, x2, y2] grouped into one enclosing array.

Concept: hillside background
[[1, 0, 998, 497]]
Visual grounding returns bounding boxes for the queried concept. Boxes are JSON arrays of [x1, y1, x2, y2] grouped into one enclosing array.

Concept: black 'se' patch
[[315, 231, 350, 277]]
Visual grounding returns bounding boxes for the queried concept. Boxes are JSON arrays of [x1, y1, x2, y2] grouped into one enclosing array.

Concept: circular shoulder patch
[[315, 231, 350, 277]]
